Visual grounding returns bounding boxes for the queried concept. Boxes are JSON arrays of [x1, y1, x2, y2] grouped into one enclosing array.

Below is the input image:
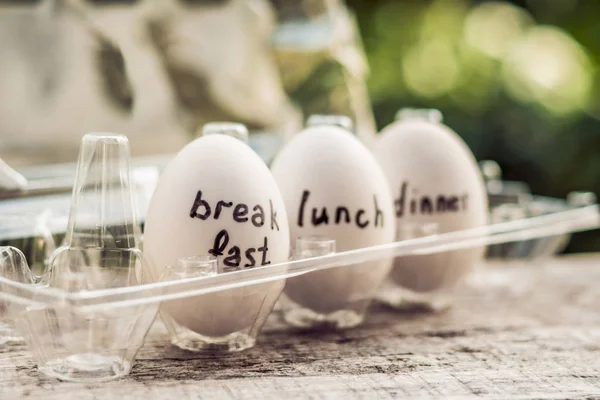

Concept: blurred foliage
[[345, 0, 600, 252]]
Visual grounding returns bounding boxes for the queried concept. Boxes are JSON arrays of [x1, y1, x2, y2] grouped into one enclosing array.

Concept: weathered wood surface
[[1, 255, 600, 399]]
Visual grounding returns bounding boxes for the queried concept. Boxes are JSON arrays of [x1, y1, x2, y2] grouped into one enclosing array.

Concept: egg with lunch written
[[271, 119, 395, 317]]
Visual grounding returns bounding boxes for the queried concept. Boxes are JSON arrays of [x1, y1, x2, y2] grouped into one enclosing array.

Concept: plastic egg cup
[[278, 236, 370, 330], [160, 293, 280, 353], [280, 295, 369, 330], [4, 250, 156, 382], [376, 223, 459, 313], [376, 278, 455, 313], [0, 246, 32, 342], [0, 133, 158, 382], [479, 161, 587, 261], [159, 255, 283, 353], [0, 249, 157, 384], [31, 304, 155, 383], [484, 192, 594, 260]]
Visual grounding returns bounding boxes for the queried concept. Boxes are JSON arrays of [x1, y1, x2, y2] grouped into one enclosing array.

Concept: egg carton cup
[[0, 246, 157, 383], [158, 254, 284, 353], [0, 201, 598, 382], [0, 133, 158, 383], [478, 160, 590, 260], [486, 195, 573, 260]]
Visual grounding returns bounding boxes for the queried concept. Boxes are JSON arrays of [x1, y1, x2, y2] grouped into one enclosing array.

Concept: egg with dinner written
[[373, 110, 488, 294], [271, 121, 395, 317], [143, 128, 289, 339]]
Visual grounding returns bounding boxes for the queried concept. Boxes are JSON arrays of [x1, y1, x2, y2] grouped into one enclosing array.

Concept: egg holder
[[485, 195, 585, 259], [479, 160, 595, 259], [0, 202, 598, 382], [0, 133, 157, 382], [0, 133, 599, 383]]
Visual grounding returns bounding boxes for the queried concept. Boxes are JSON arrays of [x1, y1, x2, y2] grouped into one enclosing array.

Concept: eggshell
[[373, 119, 489, 293], [271, 125, 395, 313], [143, 134, 289, 337]]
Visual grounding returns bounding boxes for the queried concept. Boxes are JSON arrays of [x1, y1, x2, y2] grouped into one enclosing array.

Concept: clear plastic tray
[[0, 133, 598, 383], [0, 202, 597, 381], [1, 202, 597, 312]]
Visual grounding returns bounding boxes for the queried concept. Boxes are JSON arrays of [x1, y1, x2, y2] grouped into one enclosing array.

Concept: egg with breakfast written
[[143, 126, 289, 339], [373, 109, 488, 294], [271, 119, 395, 317]]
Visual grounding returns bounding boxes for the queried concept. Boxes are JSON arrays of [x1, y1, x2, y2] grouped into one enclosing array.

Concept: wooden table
[[1, 255, 600, 399]]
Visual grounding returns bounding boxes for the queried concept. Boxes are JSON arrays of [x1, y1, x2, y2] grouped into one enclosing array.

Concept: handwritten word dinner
[[394, 182, 469, 217]]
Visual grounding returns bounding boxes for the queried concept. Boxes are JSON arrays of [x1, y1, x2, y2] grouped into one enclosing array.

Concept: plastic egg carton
[[0, 134, 598, 383], [479, 160, 597, 260], [0, 199, 597, 382], [486, 195, 579, 259]]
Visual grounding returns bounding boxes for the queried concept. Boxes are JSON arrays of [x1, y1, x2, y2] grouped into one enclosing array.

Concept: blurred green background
[[345, 0, 600, 252]]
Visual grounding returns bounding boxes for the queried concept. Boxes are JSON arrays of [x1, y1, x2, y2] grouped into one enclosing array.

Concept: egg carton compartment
[[477, 159, 589, 260], [485, 195, 578, 260], [479, 160, 596, 260]]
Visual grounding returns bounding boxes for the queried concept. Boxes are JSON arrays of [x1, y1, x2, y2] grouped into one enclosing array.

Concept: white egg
[[373, 117, 488, 293], [271, 125, 395, 313], [143, 134, 289, 337]]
